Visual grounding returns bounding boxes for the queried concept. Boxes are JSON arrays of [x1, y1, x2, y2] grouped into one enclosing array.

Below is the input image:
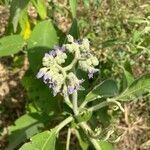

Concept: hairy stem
[[66, 128, 71, 150], [72, 91, 79, 115], [79, 96, 102, 110], [88, 101, 108, 112], [88, 99, 124, 112], [64, 84, 73, 109], [79, 122, 101, 150], [56, 116, 73, 133]]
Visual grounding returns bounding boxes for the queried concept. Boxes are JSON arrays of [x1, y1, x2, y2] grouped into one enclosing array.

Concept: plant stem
[[64, 50, 80, 71], [88, 99, 124, 112], [56, 64, 67, 78], [79, 96, 102, 110], [72, 91, 79, 115], [64, 96, 73, 109], [56, 116, 73, 133], [79, 122, 101, 150], [66, 128, 71, 150], [88, 101, 108, 112], [64, 85, 73, 109]]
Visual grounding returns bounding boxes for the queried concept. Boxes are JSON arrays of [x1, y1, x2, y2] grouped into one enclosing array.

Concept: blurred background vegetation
[[0, 0, 149, 150]]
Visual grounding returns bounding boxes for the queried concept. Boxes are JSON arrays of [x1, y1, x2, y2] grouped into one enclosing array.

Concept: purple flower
[[54, 45, 64, 51], [67, 86, 75, 94], [88, 68, 99, 79], [49, 45, 66, 58], [67, 79, 84, 94], [43, 73, 51, 83], [36, 69, 46, 79], [60, 46, 66, 52], [75, 79, 84, 90], [49, 50, 56, 57]]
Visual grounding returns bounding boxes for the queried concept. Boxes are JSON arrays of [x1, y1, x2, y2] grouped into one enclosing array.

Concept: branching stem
[[56, 116, 73, 133]]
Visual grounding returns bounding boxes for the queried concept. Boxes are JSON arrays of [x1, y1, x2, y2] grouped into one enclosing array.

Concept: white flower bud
[[78, 61, 88, 71], [72, 43, 79, 52], [91, 56, 99, 66], [82, 38, 90, 51], [86, 59, 92, 66], [67, 34, 74, 43], [65, 44, 74, 53]]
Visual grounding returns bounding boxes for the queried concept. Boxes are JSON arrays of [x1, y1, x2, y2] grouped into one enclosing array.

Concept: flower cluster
[[37, 35, 99, 96], [65, 35, 99, 78], [36, 46, 67, 96]]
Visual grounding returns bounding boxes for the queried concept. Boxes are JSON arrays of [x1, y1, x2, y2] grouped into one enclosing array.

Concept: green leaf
[[69, 19, 79, 39], [117, 73, 150, 101], [93, 107, 111, 127], [28, 20, 58, 48], [85, 79, 119, 102], [0, 35, 24, 57], [121, 67, 134, 91], [99, 141, 114, 150], [31, 0, 47, 20], [69, 0, 77, 18], [83, 0, 90, 8], [27, 20, 58, 72], [8, 113, 51, 150], [10, 0, 30, 32], [19, 9, 31, 40], [22, 70, 62, 115], [19, 129, 57, 150]]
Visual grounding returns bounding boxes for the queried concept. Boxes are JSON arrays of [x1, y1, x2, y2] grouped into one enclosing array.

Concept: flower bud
[[82, 38, 90, 51], [67, 34, 74, 43], [91, 56, 99, 66]]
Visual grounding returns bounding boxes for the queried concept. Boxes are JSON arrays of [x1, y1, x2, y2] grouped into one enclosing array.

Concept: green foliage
[[28, 20, 58, 49], [69, 0, 77, 18], [0, 35, 24, 57], [120, 67, 134, 91], [9, 0, 30, 32], [8, 113, 52, 150], [22, 70, 62, 115], [27, 20, 58, 72], [85, 79, 119, 102], [31, 0, 47, 20], [117, 73, 150, 101], [69, 19, 79, 39], [19, 129, 57, 150], [99, 141, 114, 150]]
